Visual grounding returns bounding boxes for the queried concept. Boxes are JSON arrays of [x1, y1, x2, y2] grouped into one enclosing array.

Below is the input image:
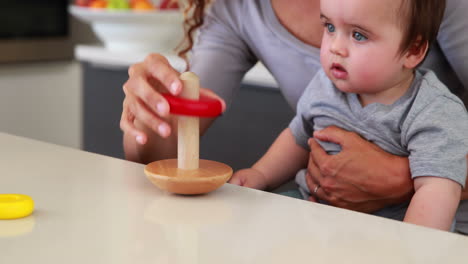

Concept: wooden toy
[[144, 72, 232, 194]]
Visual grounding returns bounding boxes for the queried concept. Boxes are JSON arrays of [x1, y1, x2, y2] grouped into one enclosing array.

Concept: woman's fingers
[[143, 53, 182, 95], [132, 97, 171, 138], [121, 91, 171, 140], [305, 170, 331, 201], [127, 76, 171, 119], [307, 138, 326, 181], [307, 138, 329, 200], [123, 53, 185, 139], [305, 170, 318, 194], [313, 125, 350, 148], [309, 137, 340, 178], [127, 60, 171, 118], [122, 53, 225, 145], [120, 99, 147, 144]]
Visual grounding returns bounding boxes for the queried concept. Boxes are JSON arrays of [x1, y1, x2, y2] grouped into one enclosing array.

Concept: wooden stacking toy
[[144, 72, 233, 194]]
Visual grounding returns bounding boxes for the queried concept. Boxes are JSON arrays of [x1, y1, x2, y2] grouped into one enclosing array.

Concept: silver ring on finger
[[313, 185, 321, 194]]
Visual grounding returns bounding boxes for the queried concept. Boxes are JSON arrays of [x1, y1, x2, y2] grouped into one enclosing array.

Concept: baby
[[231, 0, 468, 231]]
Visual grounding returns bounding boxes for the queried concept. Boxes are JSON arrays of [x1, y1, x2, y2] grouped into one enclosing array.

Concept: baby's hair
[[397, 0, 446, 56]]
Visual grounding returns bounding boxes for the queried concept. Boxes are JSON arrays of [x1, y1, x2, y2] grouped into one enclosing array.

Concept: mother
[[120, 0, 468, 234]]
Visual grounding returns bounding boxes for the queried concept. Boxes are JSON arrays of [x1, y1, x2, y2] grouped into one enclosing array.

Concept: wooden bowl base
[[144, 159, 233, 195]]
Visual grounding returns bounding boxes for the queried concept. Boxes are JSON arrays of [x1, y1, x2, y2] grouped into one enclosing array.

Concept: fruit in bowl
[[75, 0, 91, 7], [159, 0, 179, 9], [131, 0, 155, 10], [107, 0, 130, 9], [74, 0, 179, 10], [69, 0, 184, 53], [89, 0, 108, 9]]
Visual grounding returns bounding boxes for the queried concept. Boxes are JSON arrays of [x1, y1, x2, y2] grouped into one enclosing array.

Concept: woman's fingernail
[[170, 82, 180, 94], [158, 123, 170, 137], [157, 102, 167, 116], [136, 135, 145, 144]]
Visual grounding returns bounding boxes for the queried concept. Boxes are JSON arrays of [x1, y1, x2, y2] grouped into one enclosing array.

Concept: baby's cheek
[[320, 51, 329, 69], [354, 61, 385, 86]]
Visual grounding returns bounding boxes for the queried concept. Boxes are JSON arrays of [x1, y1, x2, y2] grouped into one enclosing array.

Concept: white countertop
[[75, 45, 278, 88], [1, 132, 468, 263]]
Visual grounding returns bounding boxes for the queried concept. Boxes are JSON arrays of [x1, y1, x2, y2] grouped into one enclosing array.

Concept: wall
[[0, 16, 98, 149], [0, 61, 81, 148]]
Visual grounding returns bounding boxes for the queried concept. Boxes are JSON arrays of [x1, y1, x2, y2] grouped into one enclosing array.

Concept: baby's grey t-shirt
[[290, 69, 468, 221]]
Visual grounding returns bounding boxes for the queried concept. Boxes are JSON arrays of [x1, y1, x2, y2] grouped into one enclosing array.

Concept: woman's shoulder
[[439, 0, 468, 40], [207, 0, 261, 19], [444, 0, 468, 19], [204, 0, 265, 37]]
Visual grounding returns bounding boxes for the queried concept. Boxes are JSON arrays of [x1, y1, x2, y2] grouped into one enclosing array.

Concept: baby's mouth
[[331, 63, 346, 72], [330, 63, 348, 79]]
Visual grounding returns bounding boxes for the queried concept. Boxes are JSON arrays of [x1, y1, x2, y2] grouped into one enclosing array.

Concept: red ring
[[161, 93, 223, 117]]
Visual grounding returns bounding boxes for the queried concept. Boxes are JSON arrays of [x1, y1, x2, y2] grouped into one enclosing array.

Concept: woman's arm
[[306, 126, 468, 212], [121, 0, 256, 164]]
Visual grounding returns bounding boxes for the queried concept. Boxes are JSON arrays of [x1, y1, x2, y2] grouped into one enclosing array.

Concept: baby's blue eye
[[353, 31, 367, 41], [326, 23, 335, 33]]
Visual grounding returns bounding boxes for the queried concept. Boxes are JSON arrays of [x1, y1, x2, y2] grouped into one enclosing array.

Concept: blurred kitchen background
[[0, 0, 293, 171], [0, 0, 99, 149]]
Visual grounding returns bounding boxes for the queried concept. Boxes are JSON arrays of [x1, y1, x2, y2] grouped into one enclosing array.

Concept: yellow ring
[[0, 194, 34, 220]]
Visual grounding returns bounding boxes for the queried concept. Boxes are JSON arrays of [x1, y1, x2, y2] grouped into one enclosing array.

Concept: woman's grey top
[[191, 0, 468, 109]]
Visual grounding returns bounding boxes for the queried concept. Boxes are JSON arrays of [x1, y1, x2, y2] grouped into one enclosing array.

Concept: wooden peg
[[144, 72, 232, 195], [178, 72, 200, 170]]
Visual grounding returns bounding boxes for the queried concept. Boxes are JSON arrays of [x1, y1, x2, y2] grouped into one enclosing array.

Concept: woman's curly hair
[[176, 0, 211, 69]]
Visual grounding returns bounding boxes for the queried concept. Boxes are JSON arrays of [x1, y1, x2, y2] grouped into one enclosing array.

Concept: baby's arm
[[404, 176, 462, 231], [230, 128, 309, 190]]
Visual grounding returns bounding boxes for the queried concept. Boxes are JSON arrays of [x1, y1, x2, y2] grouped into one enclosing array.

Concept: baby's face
[[319, 0, 410, 96]]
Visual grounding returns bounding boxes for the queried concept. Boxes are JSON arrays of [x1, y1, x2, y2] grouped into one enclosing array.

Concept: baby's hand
[[229, 168, 268, 190]]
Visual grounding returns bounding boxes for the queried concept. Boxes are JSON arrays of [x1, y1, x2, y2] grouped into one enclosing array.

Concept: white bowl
[[69, 5, 184, 53]]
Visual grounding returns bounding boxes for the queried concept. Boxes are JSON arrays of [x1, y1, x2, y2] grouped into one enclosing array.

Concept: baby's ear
[[403, 37, 428, 69]]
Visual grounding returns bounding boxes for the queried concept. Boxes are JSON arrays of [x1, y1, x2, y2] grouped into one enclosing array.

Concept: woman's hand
[[121, 54, 182, 144], [305, 126, 414, 213], [120, 53, 225, 163], [229, 168, 269, 190]]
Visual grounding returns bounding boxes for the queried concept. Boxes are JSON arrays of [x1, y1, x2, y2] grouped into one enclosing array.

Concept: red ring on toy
[[162, 93, 223, 117]]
